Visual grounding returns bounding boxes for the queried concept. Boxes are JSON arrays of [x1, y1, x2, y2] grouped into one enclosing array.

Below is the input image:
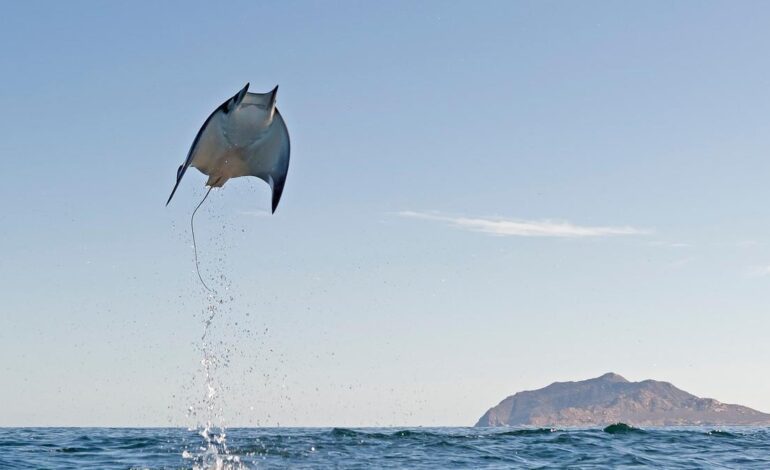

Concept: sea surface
[[2, 425, 769, 469]]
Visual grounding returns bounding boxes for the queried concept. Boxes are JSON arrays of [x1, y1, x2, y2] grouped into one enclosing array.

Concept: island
[[475, 372, 770, 427]]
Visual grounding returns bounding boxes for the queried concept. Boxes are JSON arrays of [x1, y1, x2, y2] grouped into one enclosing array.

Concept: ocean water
[[2, 425, 769, 469]]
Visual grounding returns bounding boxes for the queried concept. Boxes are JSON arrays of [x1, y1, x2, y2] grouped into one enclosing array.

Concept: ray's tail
[[191, 187, 214, 292]]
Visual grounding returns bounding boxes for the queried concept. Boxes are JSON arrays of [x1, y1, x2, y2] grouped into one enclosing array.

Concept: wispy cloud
[[398, 211, 650, 238], [647, 241, 693, 248]]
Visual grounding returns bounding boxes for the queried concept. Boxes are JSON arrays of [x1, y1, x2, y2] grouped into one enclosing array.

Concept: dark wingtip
[[270, 176, 285, 214], [166, 183, 180, 206]]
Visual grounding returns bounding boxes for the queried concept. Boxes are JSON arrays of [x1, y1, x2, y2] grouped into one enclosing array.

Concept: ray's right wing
[[247, 109, 290, 213]]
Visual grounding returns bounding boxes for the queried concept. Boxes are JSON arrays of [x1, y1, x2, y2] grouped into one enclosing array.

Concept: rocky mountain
[[475, 373, 770, 427]]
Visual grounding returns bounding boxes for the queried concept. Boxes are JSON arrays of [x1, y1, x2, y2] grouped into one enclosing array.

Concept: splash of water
[[181, 189, 247, 470], [186, 282, 249, 470]]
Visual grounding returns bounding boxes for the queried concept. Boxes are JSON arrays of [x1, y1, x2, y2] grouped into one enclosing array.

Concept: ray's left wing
[[165, 83, 250, 205]]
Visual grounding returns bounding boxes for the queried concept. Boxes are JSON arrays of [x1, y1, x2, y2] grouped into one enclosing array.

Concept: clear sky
[[2, 1, 770, 427]]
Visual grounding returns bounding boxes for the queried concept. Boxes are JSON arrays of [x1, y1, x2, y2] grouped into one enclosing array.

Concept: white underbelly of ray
[[191, 125, 250, 187]]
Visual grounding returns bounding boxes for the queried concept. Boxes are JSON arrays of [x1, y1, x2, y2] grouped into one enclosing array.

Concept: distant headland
[[476, 373, 770, 427]]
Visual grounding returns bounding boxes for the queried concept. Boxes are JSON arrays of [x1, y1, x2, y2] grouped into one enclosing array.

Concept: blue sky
[[2, 1, 770, 426]]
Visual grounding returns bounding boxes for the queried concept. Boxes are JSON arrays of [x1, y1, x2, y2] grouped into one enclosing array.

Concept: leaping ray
[[167, 83, 291, 213]]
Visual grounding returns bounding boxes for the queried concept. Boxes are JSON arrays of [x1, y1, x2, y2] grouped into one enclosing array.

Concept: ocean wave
[[3, 426, 770, 469], [603, 423, 645, 434], [707, 429, 737, 437]]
